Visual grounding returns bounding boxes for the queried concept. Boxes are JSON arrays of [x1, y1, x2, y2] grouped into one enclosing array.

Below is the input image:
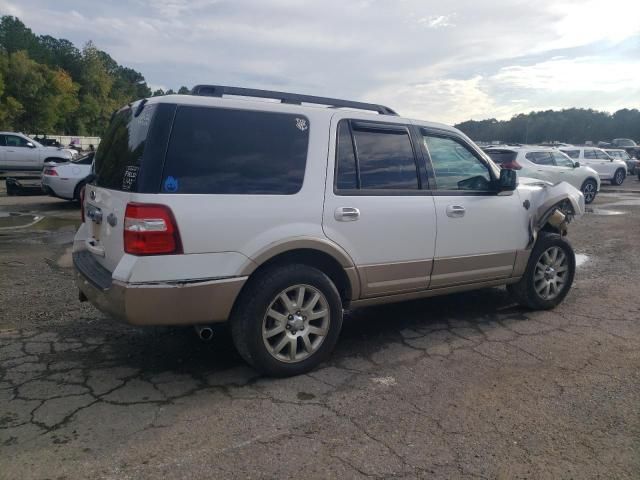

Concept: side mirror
[[574, 161, 580, 168], [26, 142, 36, 148], [498, 168, 517, 191]]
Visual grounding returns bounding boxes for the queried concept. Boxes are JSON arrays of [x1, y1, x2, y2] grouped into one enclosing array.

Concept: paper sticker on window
[[122, 166, 139, 191]]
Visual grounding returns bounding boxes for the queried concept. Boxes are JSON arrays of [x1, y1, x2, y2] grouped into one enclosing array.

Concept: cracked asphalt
[[1, 184, 639, 479]]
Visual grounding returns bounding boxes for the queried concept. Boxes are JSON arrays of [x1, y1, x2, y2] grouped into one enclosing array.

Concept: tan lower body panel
[[358, 260, 432, 298], [75, 267, 246, 326], [429, 252, 517, 288], [512, 249, 532, 277], [350, 276, 521, 308]]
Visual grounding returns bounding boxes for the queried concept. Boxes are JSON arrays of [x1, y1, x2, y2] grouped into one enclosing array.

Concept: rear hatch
[[83, 102, 159, 272]]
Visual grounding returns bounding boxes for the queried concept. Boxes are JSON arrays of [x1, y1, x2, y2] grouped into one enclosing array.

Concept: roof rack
[[190, 85, 398, 116]]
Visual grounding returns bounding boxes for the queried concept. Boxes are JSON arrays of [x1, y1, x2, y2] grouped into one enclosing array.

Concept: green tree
[[178, 86, 190, 94]]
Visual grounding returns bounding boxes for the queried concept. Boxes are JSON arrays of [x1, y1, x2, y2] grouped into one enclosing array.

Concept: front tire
[[230, 264, 343, 377], [611, 168, 625, 186], [508, 232, 576, 310], [581, 179, 597, 204]]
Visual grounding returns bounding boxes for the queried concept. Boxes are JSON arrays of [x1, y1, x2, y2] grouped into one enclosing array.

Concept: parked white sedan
[[41, 153, 94, 201], [485, 146, 601, 203]]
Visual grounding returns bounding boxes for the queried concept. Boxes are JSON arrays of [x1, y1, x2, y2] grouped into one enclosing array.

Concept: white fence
[[29, 135, 101, 150]]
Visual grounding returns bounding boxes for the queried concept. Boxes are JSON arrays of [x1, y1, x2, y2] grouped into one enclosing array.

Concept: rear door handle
[[446, 205, 466, 218], [335, 207, 360, 222]]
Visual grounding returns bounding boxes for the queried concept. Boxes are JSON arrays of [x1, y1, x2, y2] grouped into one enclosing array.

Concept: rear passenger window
[[335, 120, 419, 191], [162, 106, 309, 194], [352, 127, 418, 190], [525, 151, 554, 165], [584, 149, 597, 159]]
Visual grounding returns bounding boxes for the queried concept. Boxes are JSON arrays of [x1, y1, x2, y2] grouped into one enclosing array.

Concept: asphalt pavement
[[1, 182, 639, 479]]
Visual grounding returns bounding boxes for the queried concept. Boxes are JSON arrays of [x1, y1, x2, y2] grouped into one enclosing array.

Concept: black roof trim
[[190, 85, 398, 116]]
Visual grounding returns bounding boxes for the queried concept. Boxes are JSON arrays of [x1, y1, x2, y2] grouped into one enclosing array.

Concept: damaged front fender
[[517, 177, 585, 248]]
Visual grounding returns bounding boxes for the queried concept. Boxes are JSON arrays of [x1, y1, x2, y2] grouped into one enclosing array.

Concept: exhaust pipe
[[195, 325, 214, 341]]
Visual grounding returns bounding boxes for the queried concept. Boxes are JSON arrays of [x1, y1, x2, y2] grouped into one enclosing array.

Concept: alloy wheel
[[262, 284, 330, 363], [534, 246, 569, 300], [583, 182, 596, 203]]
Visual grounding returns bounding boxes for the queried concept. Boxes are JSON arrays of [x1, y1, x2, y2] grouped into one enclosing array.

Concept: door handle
[[335, 207, 360, 222], [446, 205, 466, 218]]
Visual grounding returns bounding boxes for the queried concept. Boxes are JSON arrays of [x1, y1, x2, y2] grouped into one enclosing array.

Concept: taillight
[[80, 187, 86, 223], [123, 203, 182, 256], [502, 160, 522, 170], [44, 167, 58, 176]]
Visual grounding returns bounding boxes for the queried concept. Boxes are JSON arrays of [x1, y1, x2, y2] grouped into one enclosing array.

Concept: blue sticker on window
[[163, 176, 179, 192]]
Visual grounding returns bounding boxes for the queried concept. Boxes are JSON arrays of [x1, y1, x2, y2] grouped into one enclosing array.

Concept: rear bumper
[[73, 251, 246, 326]]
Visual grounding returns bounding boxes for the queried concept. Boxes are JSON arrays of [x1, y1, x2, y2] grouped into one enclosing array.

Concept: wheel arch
[[239, 239, 360, 307]]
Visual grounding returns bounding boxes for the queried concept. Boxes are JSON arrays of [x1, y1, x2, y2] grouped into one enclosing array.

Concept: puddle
[[0, 213, 43, 229], [585, 207, 626, 216], [0, 212, 78, 231], [575, 253, 590, 267]]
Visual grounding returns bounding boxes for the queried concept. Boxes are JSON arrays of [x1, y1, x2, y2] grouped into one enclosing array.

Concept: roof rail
[[190, 85, 398, 116]]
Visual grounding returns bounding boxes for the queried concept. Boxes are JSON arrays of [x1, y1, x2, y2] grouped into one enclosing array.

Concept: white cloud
[[7, 0, 640, 124], [418, 14, 456, 28]]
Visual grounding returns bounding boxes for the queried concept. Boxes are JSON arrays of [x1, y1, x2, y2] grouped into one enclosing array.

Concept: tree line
[[455, 108, 640, 144], [0, 16, 189, 136]]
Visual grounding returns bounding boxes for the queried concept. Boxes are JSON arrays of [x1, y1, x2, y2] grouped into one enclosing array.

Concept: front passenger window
[[5, 136, 29, 147], [423, 135, 491, 191]]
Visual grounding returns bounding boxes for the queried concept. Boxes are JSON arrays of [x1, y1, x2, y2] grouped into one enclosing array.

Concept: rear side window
[[525, 151, 554, 165], [162, 107, 309, 194], [335, 120, 419, 191], [335, 121, 358, 190], [94, 104, 157, 191], [486, 150, 517, 164], [353, 127, 418, 190], [584, 149, 597, 159]]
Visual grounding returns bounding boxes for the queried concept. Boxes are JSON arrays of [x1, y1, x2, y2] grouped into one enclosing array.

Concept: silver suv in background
[[74, 86, 585, 376], [0, 132, 74, 171]]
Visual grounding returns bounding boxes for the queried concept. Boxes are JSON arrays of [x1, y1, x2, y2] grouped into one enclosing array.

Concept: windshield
[[22, 135, 43, 148], [614, 139, 636, 147], [72, 152, 95, 165]]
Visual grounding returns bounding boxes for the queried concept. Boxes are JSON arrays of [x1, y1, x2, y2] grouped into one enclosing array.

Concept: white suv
[[0, 132, 74, 171], [559, 146, 628, 185], [74, 86, 585, 376], [485, 146, 601, 204]]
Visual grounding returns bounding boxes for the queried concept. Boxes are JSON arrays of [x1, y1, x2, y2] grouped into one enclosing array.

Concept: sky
[[1, 0, 639, 124]]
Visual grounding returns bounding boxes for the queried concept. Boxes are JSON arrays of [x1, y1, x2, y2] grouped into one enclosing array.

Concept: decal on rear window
[[122, 165, 139, 191], [296, 118, 308, 131], [163, 176, 179, 193]]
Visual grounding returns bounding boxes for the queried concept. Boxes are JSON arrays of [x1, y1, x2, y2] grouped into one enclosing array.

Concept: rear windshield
[[161, 106, 309, 195], [486, 150, 517, 164], [94, 103, 156, 191]]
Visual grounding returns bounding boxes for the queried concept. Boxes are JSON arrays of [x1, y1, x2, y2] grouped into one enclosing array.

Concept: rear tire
[[73, 181, 86, 202], [508, 232, 576, 310], [230, 264, 343, 377], [580, 179, 597, 204], [611, 168, 625, 186]]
